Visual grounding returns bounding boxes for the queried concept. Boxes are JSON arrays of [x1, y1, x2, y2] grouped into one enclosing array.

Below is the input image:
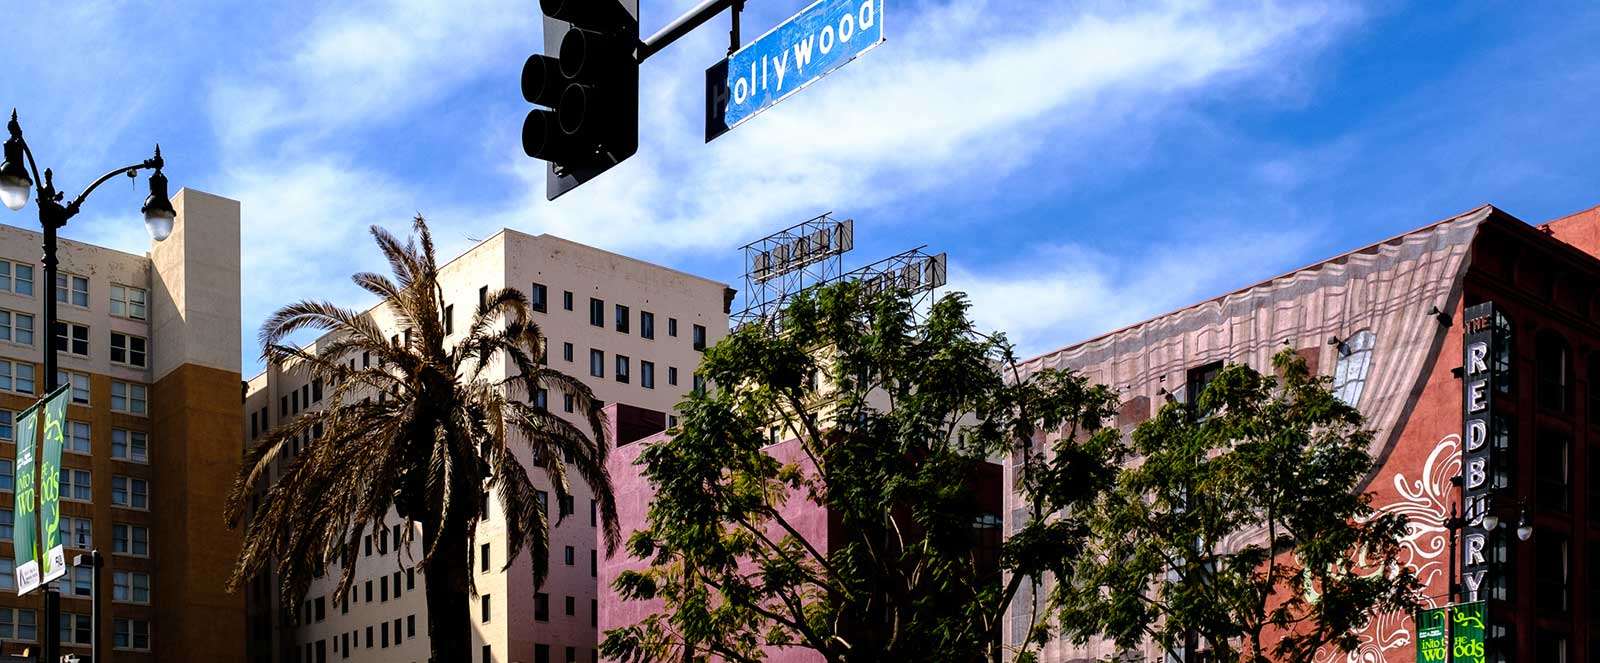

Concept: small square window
[[531, 283, 548, 313]]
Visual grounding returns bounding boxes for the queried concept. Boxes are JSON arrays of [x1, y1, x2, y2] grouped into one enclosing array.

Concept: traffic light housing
[[523, 0, 640, 200]]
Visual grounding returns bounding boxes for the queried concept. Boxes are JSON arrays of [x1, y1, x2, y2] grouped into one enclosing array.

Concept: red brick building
[[1005, 203, 1599, 663]]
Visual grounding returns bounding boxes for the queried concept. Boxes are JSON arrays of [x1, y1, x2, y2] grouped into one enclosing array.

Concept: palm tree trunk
[[423, 516, 473, 663]]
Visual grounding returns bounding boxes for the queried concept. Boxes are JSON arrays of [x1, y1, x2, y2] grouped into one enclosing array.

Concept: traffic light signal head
[[523, 0, 639, 200]]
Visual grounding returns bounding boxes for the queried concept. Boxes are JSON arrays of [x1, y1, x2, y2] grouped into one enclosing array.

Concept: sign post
[[706, 0, 886, 141], [1458, 303, 1498, 602]]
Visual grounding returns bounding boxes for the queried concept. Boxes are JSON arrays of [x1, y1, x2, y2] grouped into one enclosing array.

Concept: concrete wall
[[0, 187, 243, 662]]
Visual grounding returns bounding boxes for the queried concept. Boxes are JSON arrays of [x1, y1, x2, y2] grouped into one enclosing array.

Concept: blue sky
[[2, 0, 1599, 375]]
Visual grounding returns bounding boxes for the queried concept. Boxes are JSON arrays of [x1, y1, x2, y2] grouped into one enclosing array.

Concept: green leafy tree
[[602, 282, 1124, 663], [1054, 350, 1421, 663], [224, 216, 620, 663]]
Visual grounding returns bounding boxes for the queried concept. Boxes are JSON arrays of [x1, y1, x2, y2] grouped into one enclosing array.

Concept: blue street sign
[[706, 0, 885, 142]]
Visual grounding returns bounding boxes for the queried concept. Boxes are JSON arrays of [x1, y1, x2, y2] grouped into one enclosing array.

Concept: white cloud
[[194, 0, 1358, 370], [953, 227, 1317, 359]]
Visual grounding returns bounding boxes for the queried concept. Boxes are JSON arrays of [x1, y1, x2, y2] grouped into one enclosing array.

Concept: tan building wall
[[0, 188, 243, 662], [245, 229, 730, 663]]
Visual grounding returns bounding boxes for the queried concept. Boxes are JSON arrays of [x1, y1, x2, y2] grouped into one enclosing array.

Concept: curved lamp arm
[[62, 149, 165, 219]]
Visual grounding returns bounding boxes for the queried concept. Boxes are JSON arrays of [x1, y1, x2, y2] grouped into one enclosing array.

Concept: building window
[[112, 429, 148, 463], [0, 260, 34, 296], [531, 283, 547, 312], [481, 594, 492, 622], [669, 366, 678, 386], [444, 304, 454, 335], [113, 570, 151, 603], [535, 592, 549, 621], [1537, 330, 1571, 412], [564, 545, 575, 566], [114, 616, 151, 650], [55, 273, 89, 307], [1331, 330, 1376, 406], [1533, 534, 1569, 614], [562, 290, 573, 311], [693, 324, 707, 351], [61, 612, 91, 645], [66, 421, 91, 454], [112, 475, 150, 509], [478, 285, 488, 309], [53, 321, 89, 356], [562, 342, 573, 362], [589, 298, 604, 327], [641, 360, 655, 389], [0, 560, 12, 591], [0, 608, 37, 642], [565, 595, 575, 616], [113, 523, 150, 556], [668, 317, 678, 337], [69, 566, 92, 597], [0, 459, 11, 491], [563, 393, 574, 413], [111, 381, 148, 415], [615, 355, 629, 383], [63, 469, 91, 502], [0, 508, 11, 540], [62, 516, 91, 549], [480, 542, 490, 572], [614, 305, 630, 333], [535, 388, 549, 410], [640, 311, 654, 339], [1186, 360, 1225, 410], [0, 360, 34, 395], [110, 285, 148, 320], [57, 371, 89, 403], [590, 350, 604, 378], [1535, 429, 1570, 512], [590, 549, 597, 577], [0, 310, 35, 346]]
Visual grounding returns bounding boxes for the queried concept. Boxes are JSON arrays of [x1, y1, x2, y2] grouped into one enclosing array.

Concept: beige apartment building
[[244, 229, 731, 663], [0, 189, 244, 661]]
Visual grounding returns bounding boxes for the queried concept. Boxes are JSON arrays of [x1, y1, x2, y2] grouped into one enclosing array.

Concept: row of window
[[529, 644, 598, 663], [0, 514, 150, 557], [300, 614, 416, 662], [531, 592, 599, 627], [0, 317, 149, 367], [0, 464, 150, 508], [576, 293, 707, 350], [0, 413, 149, 462], [0, 260, 148, 321], [0, 608, 150, 650], [0, 362, 148, 412]]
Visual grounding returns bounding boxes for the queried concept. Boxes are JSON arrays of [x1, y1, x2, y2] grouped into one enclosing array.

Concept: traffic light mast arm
[[637, 0, 743, 62]]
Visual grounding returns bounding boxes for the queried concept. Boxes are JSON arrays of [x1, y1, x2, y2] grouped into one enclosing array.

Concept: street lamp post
[[2, 109, 176, 663]]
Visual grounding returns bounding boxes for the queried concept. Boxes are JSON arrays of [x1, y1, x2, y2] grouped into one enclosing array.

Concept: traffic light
[[523, 0, 640, 200]]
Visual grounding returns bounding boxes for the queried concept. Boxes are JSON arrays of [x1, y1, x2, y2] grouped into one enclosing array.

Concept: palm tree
[[226, 216, 620, 662]]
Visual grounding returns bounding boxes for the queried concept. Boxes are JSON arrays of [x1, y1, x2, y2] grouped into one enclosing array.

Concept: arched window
[[1332, 330, 1376, 407], [1536, 330, 1570, 412]]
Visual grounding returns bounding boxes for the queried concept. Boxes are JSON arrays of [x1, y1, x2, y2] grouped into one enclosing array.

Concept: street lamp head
[[141, 167, 176, 241], [1481, 513, 1499, 531], [0, 132, 32, 211], [1515, 510, 1532, 541]]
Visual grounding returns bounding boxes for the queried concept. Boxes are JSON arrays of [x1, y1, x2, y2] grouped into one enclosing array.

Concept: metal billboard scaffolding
[[733, 213, 947, 328]]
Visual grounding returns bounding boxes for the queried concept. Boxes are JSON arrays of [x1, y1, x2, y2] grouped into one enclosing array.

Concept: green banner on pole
[[11, 401, 40, 595], [1451, 600, 1487, 663], [38, 383, 69, 585], [1415, 606, 1449, 662]]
